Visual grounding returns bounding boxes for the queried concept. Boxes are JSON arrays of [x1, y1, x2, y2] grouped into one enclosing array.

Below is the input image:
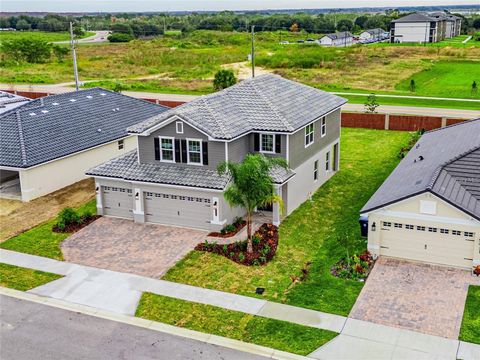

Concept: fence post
[[384, 114, 390, 130]]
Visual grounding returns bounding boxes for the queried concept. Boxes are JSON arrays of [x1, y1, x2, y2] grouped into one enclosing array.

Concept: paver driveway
[[61, 217, 207, 278], [349, 257, 480, 339]]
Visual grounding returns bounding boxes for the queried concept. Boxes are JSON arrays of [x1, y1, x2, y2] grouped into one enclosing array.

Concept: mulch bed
[[196, 223, 278, 266], [330, 250, 375, 281], [207, 221, 246, 238], [52, 215, 101, 233]]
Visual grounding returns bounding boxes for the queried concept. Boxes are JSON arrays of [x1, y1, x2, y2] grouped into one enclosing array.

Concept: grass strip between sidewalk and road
[[0, 262, 62, 291], [136, 292, 337, 356], [459, 285, 480, 345]]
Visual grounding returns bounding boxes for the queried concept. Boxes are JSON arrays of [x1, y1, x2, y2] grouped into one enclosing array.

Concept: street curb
[[0, 287, 309, 360]]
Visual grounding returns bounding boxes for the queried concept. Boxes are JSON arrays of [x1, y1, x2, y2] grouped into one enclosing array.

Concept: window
[[321, 117, 326, 137], [405, 224, 414, 230], [325, 151, 330, 171], [440, 228, 449, 234], [464, 232, 474, 238], [383, 222, 391, 227], [417, 226, 426, 231], [260, 133, 275, 153], [313, 160, 318, 181], [452, 230, 461, 236], [176, 121, 184, 134], [187, 139, 202, 164], [118, 139, 124, 150], [394, 223, 402, 228], [160, 137, 175, 162], [428, 227, 437, 233], [305, 123, 314, 147]]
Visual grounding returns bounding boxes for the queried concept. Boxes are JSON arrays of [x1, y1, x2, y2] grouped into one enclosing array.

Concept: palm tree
[[218, 154, 288, 253]]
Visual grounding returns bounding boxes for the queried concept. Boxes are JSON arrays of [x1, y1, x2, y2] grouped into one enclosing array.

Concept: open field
[[1, 30, 479, 104], [136, 292, 337, 355], [0, 30, 95, 43], [0, 263, 62, 291], [164, 128, 411, 316]]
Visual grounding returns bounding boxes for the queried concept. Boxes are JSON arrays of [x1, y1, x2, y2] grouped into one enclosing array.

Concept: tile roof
[[87, 151, 295, 190], [0, 88, 168, 168], [392, 13, 439, 23], [0, 91, 30, 114], [128, 74, 346, 140], [361, 119, 480, 220]]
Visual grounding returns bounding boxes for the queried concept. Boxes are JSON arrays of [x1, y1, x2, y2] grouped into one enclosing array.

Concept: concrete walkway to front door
[[2, 249, 479, 359]]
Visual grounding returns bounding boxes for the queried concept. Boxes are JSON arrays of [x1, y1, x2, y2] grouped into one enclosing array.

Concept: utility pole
[[251, 25, 255, 78], [69, 22, 80, 91]]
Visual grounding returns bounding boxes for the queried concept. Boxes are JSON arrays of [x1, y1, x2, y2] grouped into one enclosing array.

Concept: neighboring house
[[361, 119, 480, 270], [0, 88, 168, 201], [359, 28, 388, 41], [390, 12, 461, 43], [0, 91, 29, 114], [87, 74, 346, 231], [319, 32, 354, 47]]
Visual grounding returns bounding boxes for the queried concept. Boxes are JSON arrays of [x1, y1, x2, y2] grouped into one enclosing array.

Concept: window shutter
[[254, 133, 259, 152], [154, 138, 160, 161], [181, 139, 187, 163], [275, 135, 281, 154], [202, 141, 209, 165], [175, 139, 181, 163]]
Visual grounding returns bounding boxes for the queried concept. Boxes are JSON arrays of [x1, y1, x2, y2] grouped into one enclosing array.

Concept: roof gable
[[128, 74, 347, 140]]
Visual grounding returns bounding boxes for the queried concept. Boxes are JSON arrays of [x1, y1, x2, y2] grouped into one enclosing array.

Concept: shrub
[[238, 252, 245, 263], [213, 69, 237, 91], [108, 33, 134, 43], [252, 234, 261, 246], [220, 224, 236, 235], [56, 208, 81, 230], [233, 216, 243, 227]]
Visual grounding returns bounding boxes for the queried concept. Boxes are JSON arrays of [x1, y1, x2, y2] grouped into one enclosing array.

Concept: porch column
[[272, 185, 281, 226], [95, 181, 104, 215], [133, 187, 145, 223]]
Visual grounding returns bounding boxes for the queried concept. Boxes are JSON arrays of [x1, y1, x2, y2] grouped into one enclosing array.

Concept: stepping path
[[1, 249, 479, 360]]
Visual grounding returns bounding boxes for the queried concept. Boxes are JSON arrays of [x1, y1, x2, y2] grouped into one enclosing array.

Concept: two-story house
[[87, 75, 347, 231]]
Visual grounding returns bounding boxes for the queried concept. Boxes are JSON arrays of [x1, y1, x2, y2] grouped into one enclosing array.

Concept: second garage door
[[103, 186, 133, 219], [144, 191, 212, 229], [379, 221, 475, 269]]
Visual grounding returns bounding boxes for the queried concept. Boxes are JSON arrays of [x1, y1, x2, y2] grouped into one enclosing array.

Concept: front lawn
[[0, 199, 96, 260], [164, 128, 411, 316], [459, 285, 480, 345], [0, 262, 62, 291], [136, 292, 337, 356]]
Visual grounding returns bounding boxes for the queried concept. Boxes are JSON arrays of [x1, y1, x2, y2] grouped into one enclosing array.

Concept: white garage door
[[102, 186, 133, 219], [379, 221, 475, 269], [144, 191, 211, 229]]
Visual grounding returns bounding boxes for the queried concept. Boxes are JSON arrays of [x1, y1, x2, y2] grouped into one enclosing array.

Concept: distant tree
[[289, 23, 299, 32], [364, 94, 379, 113], [337, 19, 354, 32], [213, 70, 237, 91], [1, 39, 51, 63], [52, 45, 69, 62], [110, 23, 134, 36], [354, 15, 369, 29], [409, 79, 416, 92], [473, 18, 480, 30], [107, 32, 134, 42], [472, 81, 478, 97], [72, 24, 85, 37], [15, 19, 31, 31]]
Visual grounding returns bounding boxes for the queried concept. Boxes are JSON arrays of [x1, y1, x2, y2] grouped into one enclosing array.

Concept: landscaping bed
[[207, 218, 246, 238], [52, 214, 100, 233], [331, 250, 375, 281], [197, 223, 278, 266]]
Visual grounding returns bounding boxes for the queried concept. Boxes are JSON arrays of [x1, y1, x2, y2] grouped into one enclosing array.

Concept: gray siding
[[288, 108, 341, 169], [137, 120, 226, 170], [228, 136, 249, 163], [249, 133, 287, 160]]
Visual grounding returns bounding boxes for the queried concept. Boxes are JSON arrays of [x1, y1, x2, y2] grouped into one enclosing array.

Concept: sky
[[2, 0, 479, 13]]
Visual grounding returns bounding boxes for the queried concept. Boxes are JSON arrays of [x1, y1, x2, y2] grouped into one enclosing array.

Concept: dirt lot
[[0, 179, 95, 242]]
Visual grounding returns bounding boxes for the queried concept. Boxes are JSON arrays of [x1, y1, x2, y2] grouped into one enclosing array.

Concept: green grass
[[81, 79, 212, 95], [0, 199, 96, 260], [0, 30, 95, 43], [136, 292, 337, 355], [0, 262, 62, 291], [459, 285, 480, 345], [395, 60, 480, 99], [164, 128, 411, 316], [374, 35, 480, 48]]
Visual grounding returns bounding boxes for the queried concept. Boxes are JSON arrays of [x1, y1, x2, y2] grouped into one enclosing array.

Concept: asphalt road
[[0, 295, 265, 360], [53, 31, 110, 44]]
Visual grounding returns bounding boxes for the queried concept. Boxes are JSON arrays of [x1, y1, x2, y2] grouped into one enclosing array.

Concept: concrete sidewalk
[[1, 249, 479, 360]]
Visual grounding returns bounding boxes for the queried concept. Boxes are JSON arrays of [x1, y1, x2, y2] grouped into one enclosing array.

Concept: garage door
[[144, 191, 211, 229], [102, 186, 133, 219], [379, 221, 475, 269]]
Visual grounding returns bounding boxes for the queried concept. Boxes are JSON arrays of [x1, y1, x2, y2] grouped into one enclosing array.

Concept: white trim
[[159, 136, 176, 163], [259, 132, 276, 154], [304, 123, 315, 148], [224, 142, 229, 163], [321, 117, 327, 138], [137, 115, 214, 140], [175, 121, 184, 134], [1, 135, 133, 171], [285, 135, 290, 164], [371, 209, 480, 227], [186, 138, 203, 165]]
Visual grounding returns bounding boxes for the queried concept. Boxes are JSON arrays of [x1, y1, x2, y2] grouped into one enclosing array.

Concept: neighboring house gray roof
[[321, 32, 353, 40], [361, 119, 480, 220], [0, 91, 30, 114], [428, 11, 461, 21], [0, 88, 168, 168], [392, 13, 439, 23], [87, 150, 295, 190], [362, 28, 386, 35], [128, 74, 347, 140]]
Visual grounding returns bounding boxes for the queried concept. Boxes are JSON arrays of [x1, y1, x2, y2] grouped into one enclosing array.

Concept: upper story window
[[187, 139, 202, 164], [321, 117, 327, 137], [160, 137, 175, 162], [176, 121, 184, 134], [260, 133, 275, 153], [305, 123, 314, 147]]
